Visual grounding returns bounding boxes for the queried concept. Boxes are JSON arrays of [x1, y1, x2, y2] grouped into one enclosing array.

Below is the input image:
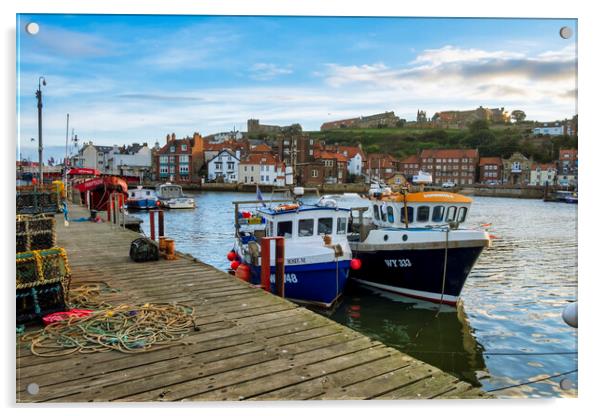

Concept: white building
[[529, 163, 557, 186], [73, 142, 114, 172], [207, 149, 240, 183], [532, 122, 572, 136], [238, 153, 285, 186], [209, 131, 244, 143], [106, 143, 152, 178]]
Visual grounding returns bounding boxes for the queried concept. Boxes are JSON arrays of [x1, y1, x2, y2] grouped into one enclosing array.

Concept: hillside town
[[17, 107, 578, 189]]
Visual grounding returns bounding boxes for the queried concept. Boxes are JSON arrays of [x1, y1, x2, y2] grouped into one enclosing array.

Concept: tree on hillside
[[468, 119, 490, 133], [511, 110, 527, 123], [282, 123, 303, 136]]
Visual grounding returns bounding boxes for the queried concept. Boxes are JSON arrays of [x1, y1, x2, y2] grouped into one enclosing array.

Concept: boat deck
[[16, 203, 490, 402]]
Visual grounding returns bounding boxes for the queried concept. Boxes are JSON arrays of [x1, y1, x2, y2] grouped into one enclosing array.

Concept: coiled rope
[[21, 302, 197, 357], [68, 282, 119, 309]]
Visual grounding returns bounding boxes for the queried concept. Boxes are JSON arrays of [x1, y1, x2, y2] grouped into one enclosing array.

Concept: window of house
[[387, 206, 395, 223], [181, 144, 187, 151], [318, 218, 333, 235], [277, 221, 293, 238], [446, 206, 457, 221], [170, 146, 175, 153], [458, 207, 468, 222], [179, 155, 188, 163], [227, 162, 234, 170], [337, 218, 347, 234], [311, 169, 318, 178], [298, 219, 314, 237], [373, 205, 380, 221], [432, 206, 445, 222], [417, 206, 430, 222], [400, 206, 413, 223]]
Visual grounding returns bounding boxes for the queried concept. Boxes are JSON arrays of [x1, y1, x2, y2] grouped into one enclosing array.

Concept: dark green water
[[130, 192, 578, 398]]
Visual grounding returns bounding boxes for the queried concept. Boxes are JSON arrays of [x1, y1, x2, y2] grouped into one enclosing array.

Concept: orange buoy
[[227, 250, 237, 261], [235, 263, 251, 282]]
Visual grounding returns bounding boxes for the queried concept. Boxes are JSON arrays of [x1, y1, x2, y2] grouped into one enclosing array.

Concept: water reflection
[[326, 281, 486, 386]]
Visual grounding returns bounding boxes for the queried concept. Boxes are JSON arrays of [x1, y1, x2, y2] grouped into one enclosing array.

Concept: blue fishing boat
[[231, 189, 355, 308], [125, 186, 158, 210]]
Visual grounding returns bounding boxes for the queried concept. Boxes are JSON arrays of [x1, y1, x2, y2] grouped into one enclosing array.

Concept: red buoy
[[235, 263, 251, 282], [230, 260, 240, 270], [227, 251, 237, 261], [350, 258, 362, 270]]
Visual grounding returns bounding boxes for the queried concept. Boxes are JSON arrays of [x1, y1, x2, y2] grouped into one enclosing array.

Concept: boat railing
[[232, 199, 292, 237]]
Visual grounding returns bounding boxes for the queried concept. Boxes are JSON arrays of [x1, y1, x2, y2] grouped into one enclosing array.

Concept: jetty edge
[[16, 202, 490, 402]]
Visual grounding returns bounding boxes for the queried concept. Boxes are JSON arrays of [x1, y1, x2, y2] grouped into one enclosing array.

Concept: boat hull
[[349, 245, 484, 306], [126, 199, 157, 210], [249, 260, 350, 308]]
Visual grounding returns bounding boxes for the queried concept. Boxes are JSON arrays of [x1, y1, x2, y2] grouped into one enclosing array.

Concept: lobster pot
[[16, 248, 71, 325], [16, 281, 68, 325], [16, 248, 71, 290], [16, 190, 59, 214], [16, 215, 56, 253]]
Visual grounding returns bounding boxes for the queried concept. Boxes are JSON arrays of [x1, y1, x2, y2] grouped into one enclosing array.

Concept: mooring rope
[[21, 302, 197, 357]]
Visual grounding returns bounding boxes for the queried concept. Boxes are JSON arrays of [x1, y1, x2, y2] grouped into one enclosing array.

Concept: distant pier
[[16, 203, 489, 402]]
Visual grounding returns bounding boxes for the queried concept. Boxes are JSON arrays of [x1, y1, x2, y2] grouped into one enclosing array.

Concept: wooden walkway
[[16, 203, 489, 402]]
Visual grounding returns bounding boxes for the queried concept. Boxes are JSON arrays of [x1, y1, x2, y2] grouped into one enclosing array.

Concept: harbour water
[[129, 191, 578, 398]]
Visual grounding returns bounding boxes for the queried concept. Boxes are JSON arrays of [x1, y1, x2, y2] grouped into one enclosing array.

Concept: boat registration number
[[270, 273, 298, 284], [384, 259, 412, 268]]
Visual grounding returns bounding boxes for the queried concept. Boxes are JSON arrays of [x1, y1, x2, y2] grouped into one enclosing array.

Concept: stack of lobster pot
[[16, 215, 71, 325]]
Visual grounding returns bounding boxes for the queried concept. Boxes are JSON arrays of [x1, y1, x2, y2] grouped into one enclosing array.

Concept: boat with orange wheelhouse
[[347, 187, 491, 306]]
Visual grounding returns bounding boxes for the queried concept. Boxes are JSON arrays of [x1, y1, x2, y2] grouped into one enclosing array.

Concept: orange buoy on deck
[[235, 263, 251, 282]]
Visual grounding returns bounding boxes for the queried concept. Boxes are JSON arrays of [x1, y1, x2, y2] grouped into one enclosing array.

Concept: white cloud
[[248, 63, 293, 80], [412, 45, 524, 66]]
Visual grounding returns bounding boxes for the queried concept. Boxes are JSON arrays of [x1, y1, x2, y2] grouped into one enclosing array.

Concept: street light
[[36, 76, 47, 184]]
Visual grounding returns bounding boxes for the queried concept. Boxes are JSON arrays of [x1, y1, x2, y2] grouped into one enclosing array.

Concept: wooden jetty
[[16, 203, 490, 402]]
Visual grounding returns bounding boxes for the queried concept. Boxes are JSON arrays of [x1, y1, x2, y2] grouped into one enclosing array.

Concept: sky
[[16, 14, 577, 162]]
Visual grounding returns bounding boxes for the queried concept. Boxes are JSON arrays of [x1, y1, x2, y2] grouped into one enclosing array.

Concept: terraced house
[[419, 149, 479, 185], [155, 132, 204, 182]]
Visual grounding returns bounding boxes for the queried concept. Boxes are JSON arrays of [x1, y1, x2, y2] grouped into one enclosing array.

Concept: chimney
[[166, 134, 170, 144], [171, 133, 176, 142]]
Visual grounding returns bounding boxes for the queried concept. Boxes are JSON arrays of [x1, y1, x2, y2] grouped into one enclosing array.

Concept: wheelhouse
[[370, 192, 473, 228], [258, 205, 351, 240]]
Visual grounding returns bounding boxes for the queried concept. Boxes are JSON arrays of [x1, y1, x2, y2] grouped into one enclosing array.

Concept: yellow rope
[[21, 302, 196, 357]]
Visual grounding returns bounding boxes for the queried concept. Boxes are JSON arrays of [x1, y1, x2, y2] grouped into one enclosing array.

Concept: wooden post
[[260, 238, 271, 292], [275, 237, 285, 297], [158, 210, 165, 238], [107, 192, 112, 222], [149, 210, 156, 241]]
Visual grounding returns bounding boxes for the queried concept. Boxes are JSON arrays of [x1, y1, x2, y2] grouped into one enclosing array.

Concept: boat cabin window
[[277, 221, 293, 238], [380, 205, 387, 222], [417, 206, 430, 222], [400, 206, 414, 223], [446, 206, 457, 222], [146, 191, 151, 196], [432, 206, 445, 222], [458, 207, 468, 222], [298, 219, 314, 237], [337, 217, 347, 235], [373, 205, 380, 221], [387, 206, 395, 223], [266, 220, 273, 237], [318, 218, 333, 235]]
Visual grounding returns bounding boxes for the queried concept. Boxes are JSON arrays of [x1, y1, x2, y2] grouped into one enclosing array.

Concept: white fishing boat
[[155, 183, 196, 209]]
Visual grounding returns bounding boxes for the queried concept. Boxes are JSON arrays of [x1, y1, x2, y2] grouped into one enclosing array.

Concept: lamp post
[[36, 76, 47, 184]]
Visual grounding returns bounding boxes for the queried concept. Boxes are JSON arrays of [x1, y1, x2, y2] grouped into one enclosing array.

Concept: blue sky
[[16, 14, 577, 161]]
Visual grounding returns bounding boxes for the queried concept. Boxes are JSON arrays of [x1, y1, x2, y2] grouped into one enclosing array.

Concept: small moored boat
[[155, 183, 195, 209], [126, 186, 158, 210]]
